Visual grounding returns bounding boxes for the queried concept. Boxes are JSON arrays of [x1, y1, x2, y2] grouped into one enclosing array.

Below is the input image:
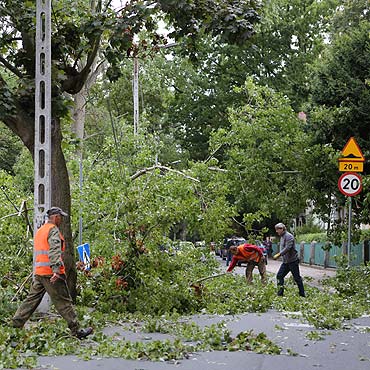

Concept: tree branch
[[0, 200, 33, 234], [0, 212, 19, 221], [268, 170, 301, 174], [232, 216, 246, 230], [208, 166, 228, 173], [204, 143, 224, 163], [0, 55, 24, 79], [62, 35, 102, 94], [131, 165, 200, 182], [0, 186, 19, 212]]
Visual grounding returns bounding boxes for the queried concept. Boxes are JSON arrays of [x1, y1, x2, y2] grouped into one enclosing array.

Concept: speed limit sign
[[338, 172, 362, 196]]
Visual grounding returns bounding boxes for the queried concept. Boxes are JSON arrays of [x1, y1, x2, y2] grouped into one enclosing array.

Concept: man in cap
[[273, 223, 305, 297], [12, 207, 93, 339]]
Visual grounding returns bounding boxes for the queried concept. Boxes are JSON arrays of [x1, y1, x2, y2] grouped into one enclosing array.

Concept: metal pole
[[34, 0, 52, 312], [34, 0, 52, 232], [79, 153, 83, 246], [347, 196, 352, 266], [133, 57, 139, 135]]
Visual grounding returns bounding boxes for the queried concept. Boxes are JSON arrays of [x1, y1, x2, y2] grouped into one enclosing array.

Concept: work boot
[[11, 322, 24, 329], [297, 282, 306, 297], [74, 327, 93, 339]]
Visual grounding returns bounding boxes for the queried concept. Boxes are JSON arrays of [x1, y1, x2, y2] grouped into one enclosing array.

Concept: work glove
[[273, 253, 281, 260]]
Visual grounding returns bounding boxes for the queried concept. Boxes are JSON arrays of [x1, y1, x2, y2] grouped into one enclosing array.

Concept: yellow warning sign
[[338, 161, 363, 172], [340, 137, 365, 162]]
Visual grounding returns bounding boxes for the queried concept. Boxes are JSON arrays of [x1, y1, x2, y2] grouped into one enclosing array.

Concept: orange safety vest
[[237, 244, 261, 263], [34, 223, 65, 275]]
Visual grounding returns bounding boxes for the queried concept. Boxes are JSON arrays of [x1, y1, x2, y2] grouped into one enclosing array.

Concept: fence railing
[[272, 241, 366, 268]]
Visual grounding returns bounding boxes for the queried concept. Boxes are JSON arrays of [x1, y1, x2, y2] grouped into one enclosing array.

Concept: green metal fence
[[273, 242, 365, 268]]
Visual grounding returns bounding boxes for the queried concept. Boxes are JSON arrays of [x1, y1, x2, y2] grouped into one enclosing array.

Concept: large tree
[[0, 126, 22, 174], [0, 0, 260, 295], [210, 79, 310, 225], [307, 15, 370, 229], [156, 0, 338, 161], [309, 21, 370, 152]]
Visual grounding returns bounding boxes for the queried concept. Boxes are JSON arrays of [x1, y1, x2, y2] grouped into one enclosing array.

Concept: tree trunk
[[3, 113, 77, 300], [50, 117, 77, 300], [72, 87, 87, 140]]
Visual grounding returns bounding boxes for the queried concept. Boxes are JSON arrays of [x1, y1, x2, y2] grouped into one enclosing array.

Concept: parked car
[[221, 237, 247, 260], [159, 241, 195, 254]]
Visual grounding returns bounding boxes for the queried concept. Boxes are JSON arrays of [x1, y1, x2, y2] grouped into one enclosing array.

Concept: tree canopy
[[0, 0, 262, 293]]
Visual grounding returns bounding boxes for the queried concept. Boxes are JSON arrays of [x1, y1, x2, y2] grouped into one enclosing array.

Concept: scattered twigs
[[2, 275, 20, 289], [11, 272, 32, 302], [0, 212, 19, 221], [0, 199, 33, 234]]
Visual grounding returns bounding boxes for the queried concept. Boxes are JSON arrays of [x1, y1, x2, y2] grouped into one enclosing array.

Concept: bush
[[295, 232, 327, 243], [360, 229, 370, 241], [295, 218, 324, 235]]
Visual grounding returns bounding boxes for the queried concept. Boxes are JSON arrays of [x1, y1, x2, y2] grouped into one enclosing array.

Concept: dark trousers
[[226, 250, 232, 266], [276, 260, 305, 297], [12, 274, 79, 333]]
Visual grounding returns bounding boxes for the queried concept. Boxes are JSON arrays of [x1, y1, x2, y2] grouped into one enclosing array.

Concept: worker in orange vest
[[227, 243, 267, 284], [12, 207, 93, 339]]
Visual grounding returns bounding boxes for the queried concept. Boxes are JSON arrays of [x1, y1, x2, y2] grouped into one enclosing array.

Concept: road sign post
[[347, 197, 352, 266], [338, 172, 363, 266], [337, 137, 365, 266], [338, 137, 365, 173], [338, 172, 362, 197], [338, 161, 363, 172], [77, 243, 91, 271]]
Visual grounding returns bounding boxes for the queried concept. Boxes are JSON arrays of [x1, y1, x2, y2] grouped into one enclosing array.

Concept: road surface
[[14, 257, 370, 370]]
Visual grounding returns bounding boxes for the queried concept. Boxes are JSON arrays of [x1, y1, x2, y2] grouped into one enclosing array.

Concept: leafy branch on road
[[1, 247, 369, 368]]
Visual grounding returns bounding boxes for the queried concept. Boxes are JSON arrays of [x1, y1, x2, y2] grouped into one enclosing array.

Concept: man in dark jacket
[[273, 223, 305, 297]]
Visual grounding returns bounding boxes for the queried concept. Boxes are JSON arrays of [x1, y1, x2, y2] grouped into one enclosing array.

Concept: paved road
[[220, 255, 337, 287], [14, 258, 370, 370], [35, 311, 370, 370]]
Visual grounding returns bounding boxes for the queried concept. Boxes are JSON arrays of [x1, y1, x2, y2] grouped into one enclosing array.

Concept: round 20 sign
[[338, 172, 362, 197]]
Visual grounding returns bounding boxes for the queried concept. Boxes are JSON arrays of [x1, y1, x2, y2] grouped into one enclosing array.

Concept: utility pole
[[34, 0, 52, 311], [133, 57, 139, 135], [34, 0, 52, 232]]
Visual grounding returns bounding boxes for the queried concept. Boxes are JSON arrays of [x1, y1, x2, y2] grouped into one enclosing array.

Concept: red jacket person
[[227, 243, 267, 284]]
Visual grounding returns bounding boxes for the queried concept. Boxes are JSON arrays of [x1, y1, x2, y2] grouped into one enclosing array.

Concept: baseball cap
[[47, 207, 68, 217]]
